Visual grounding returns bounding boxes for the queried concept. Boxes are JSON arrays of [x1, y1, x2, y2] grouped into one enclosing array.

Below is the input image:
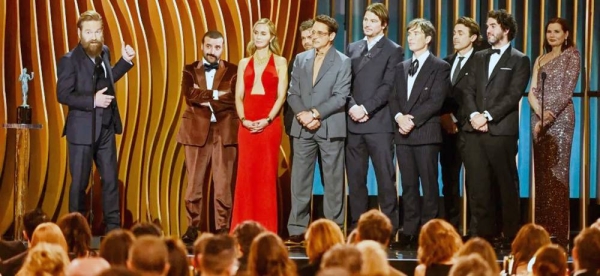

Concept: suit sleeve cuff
[[212, 90, 219, 100], [360, 105, 368, 115], [451, 113, 458, 123], [469, 112, 479, 120], [483, 111, 493, 121], [394, 112, 403, 121]]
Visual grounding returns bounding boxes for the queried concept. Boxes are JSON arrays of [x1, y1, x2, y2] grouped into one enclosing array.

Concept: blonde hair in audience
[[246, 18, 282, 56], [305, 219, 345, 262], [248, 232, 297, 276], [17, 242, 70, 276], [31, 222, 69, 253], [356, 240, 390, 276], [448, 254, 495, 276], [456, 237, 500, 273], [320, 244, 362, 275], [532, 244, 568, 276], [417, 219, 463, 266]]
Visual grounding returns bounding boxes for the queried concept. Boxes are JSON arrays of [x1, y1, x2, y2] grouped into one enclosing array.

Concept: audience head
[[298, 19, 315, 51], [201, 30, 224, 64], [305, 219, 345, 262], [22, 208, 49, 242], [511, 223, 551, 269], [164, 238, 189, 276], [18, 242, 70, 276], [312, 15, 338, 51], [487, 9, 518, 44], [572, 227, 600, 272], [202, 234, 238, 276], [456, 237, 499, 273], [592, 218, 600, 230], [346, 229, 358, 244], [316, 267, 351, 276], [100, 229, 136, 266], [57, 212, 92, 258], [192, 232, 215, 271], [356, 209, 392, 246], [417, 219, 463, 266], [320, 244, 362, 276], [356, 240, 390, 276], [544, 17, 574, 52], [131, 222, 163, 238], [98, 267, 141, 276], [66, 257, 110, 276], [31, 222, 69, 254], [128, 236, 170, 276], [531, 244, 568, 276], [232, 221, 265, 258], [247, 18, 281, 56], [449, 254, 495, 276], [406, 18, 436, 51], [248, 232, 296, 276]]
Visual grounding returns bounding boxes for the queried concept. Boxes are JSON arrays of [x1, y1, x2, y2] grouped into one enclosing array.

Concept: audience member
[[510, 223, 551, 275], [247, 232, 296, 276], [572, 227, 600, 276], [315, 267, 351, 276], [346, 229, 358, 244], [232, 221, 265, 275], [127, 236, 170, 276], [100, 229, 136, 266], [415, 219, 462, 276], [57, 212, 94, 258], [31, 222, 69, 254], [192, 232, 214, 274], [448, 254, 494, 276], [201, 235, 238, 276], [66, 257, 110, 276], [456, 237, 499, 273], [320, 244, 362, 276], [98, 266, 141, 276], [131, 222, 163, 237], [356, 240, 390, 276], [164, 238, 189, 276], [531, 244, 568, 276], [16, 242, 70, 276], [300, 219, 344, 276]]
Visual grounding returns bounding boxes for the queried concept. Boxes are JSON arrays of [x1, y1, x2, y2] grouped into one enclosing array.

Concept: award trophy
[[2, 68, 42, 240]]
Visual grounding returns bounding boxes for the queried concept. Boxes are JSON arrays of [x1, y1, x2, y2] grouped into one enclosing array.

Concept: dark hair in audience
[[57, 212, 92, 258], [165, 238, 189, 276], [128, 236, 169, 275], [131, 221, 162, 237], [573, 227, 600, 273], [232, 221, 266, 256], [314, 14, 338, 34], [487, 9, 518, 41], [449, 254, 495, 276], [100, 229, 135, 266], [23, 208, 49, 240], [511, 223, 551, 272], [532, 244, 568, 276], [202, 235, 238, 275], [99, 267, 141, 276], [320, 244, 362, 275], [456, 16, 482, 46], [543, 18, 575, 52], [456, 238, 500, 273], [365, 3, 389, 29], [202, 30, 224, 44], [299, 19, 314, 32], [357, 209, 392, 245], [248, 232, 297, 276]]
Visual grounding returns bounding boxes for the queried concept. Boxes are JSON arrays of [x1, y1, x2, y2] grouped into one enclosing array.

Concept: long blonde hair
[[246, 18, 281, 56]]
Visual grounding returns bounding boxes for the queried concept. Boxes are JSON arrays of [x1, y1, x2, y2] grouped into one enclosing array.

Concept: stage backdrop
[[0, 0, 598, 237]]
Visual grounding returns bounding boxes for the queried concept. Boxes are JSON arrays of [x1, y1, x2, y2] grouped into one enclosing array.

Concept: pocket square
[[500, 67, 512, 70]]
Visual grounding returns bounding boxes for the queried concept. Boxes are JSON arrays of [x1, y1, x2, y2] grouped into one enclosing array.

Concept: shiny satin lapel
[[212, 60, 227, 89]]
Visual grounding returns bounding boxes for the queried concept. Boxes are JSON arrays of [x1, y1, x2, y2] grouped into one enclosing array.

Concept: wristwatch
[[266, 117, 272, 124]]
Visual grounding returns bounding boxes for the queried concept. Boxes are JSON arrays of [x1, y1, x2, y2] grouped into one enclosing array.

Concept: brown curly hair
[[248, 232, 297, 276], [417, 219, 463, 266]]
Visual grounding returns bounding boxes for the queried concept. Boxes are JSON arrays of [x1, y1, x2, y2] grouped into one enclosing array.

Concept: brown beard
[[81, 38, 104, 57]]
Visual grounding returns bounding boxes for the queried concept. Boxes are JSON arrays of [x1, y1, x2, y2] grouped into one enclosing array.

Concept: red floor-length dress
[[230, 55, 281, 233]]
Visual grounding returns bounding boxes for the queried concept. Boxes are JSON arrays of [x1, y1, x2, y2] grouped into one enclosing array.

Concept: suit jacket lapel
[[355, 38, 385, 74], [194, 63, 209, 90], [406, 55, 434, 111], [314, 47, 335, 87], [454, 55, 473, 87], [487, 47, 511, 86], [102, 50, 115, 86], [212, 60, 228, 89]]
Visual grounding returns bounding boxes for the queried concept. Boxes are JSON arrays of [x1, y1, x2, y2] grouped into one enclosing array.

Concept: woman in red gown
[[230, 18, 288, 233]]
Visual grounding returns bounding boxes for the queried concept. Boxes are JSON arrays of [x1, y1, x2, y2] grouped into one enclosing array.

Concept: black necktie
[[204, 63, 218, 71], [452, 56, 465, 84], [490, 48, 501, 55], [409, 59, 419, 76]]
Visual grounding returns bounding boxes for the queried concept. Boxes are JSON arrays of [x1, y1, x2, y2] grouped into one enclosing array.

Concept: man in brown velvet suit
[[177, 30, 238, 244]]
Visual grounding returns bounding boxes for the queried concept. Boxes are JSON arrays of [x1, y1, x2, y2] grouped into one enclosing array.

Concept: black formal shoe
[[285, 234, 305, 245], [216, 228, 230, 235], [182, 226, 199, 245]]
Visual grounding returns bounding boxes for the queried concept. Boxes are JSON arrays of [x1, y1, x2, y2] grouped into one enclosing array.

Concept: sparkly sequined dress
[[531, 47, 580, 246]]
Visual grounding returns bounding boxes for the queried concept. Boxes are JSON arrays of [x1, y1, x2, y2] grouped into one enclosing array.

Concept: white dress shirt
[[449, 48, 473, 122], [364, 34, 384, 51], [203, 58, 218, 122], [488, 42, 510, 77], [394, 51, 430, 121]]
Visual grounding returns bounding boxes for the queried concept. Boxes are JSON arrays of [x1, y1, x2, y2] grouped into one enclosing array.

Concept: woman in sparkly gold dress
[[528, 17, 580, 247]]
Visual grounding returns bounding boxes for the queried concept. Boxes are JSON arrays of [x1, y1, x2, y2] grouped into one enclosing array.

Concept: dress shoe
[[181, 226, 199, 245], [285, 234, 305, 245]]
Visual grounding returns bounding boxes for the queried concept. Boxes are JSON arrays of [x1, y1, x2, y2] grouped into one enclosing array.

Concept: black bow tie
[[204, 63, 219, 71], [409, 59, 419, 76], [489, 48, 501, 55]]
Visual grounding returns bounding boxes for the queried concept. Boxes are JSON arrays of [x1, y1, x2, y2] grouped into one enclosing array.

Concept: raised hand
[[122, 42, 136, 62]]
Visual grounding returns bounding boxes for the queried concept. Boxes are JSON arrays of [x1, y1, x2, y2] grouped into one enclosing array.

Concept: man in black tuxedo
[[462, 9, 530, 246], [440, 17, 481, 229], [346, 3, 404, 234], [389, 18, 450, 248], [57, 10, 135, 232]]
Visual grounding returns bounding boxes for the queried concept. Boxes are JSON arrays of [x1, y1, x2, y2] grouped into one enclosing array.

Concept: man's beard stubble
[[82, 38, 104, 57]]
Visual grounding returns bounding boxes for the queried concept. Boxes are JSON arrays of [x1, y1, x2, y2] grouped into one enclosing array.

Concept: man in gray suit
[[286, 14, 352, 243]]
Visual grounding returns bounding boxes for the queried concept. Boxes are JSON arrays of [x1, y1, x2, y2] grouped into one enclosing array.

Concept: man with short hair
[[201, 235, 238, 276], [388, 18, 450, 249], [462, 9, 531, 247], [287, 14, 352, 242], [127, 236, 170, 276], [346, 3, 404, 236], [191, 232, 214, 274], [441, 16, 481, 229], [66, 257, 111, 276], [57, 10, 135, 233], [178, 30, 238, 243], [320, 244, 362, 276], [571, 227, 600, 276]]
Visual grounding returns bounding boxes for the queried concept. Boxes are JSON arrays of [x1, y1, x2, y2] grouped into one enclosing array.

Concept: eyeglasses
[[311, 30, 330, 37]]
